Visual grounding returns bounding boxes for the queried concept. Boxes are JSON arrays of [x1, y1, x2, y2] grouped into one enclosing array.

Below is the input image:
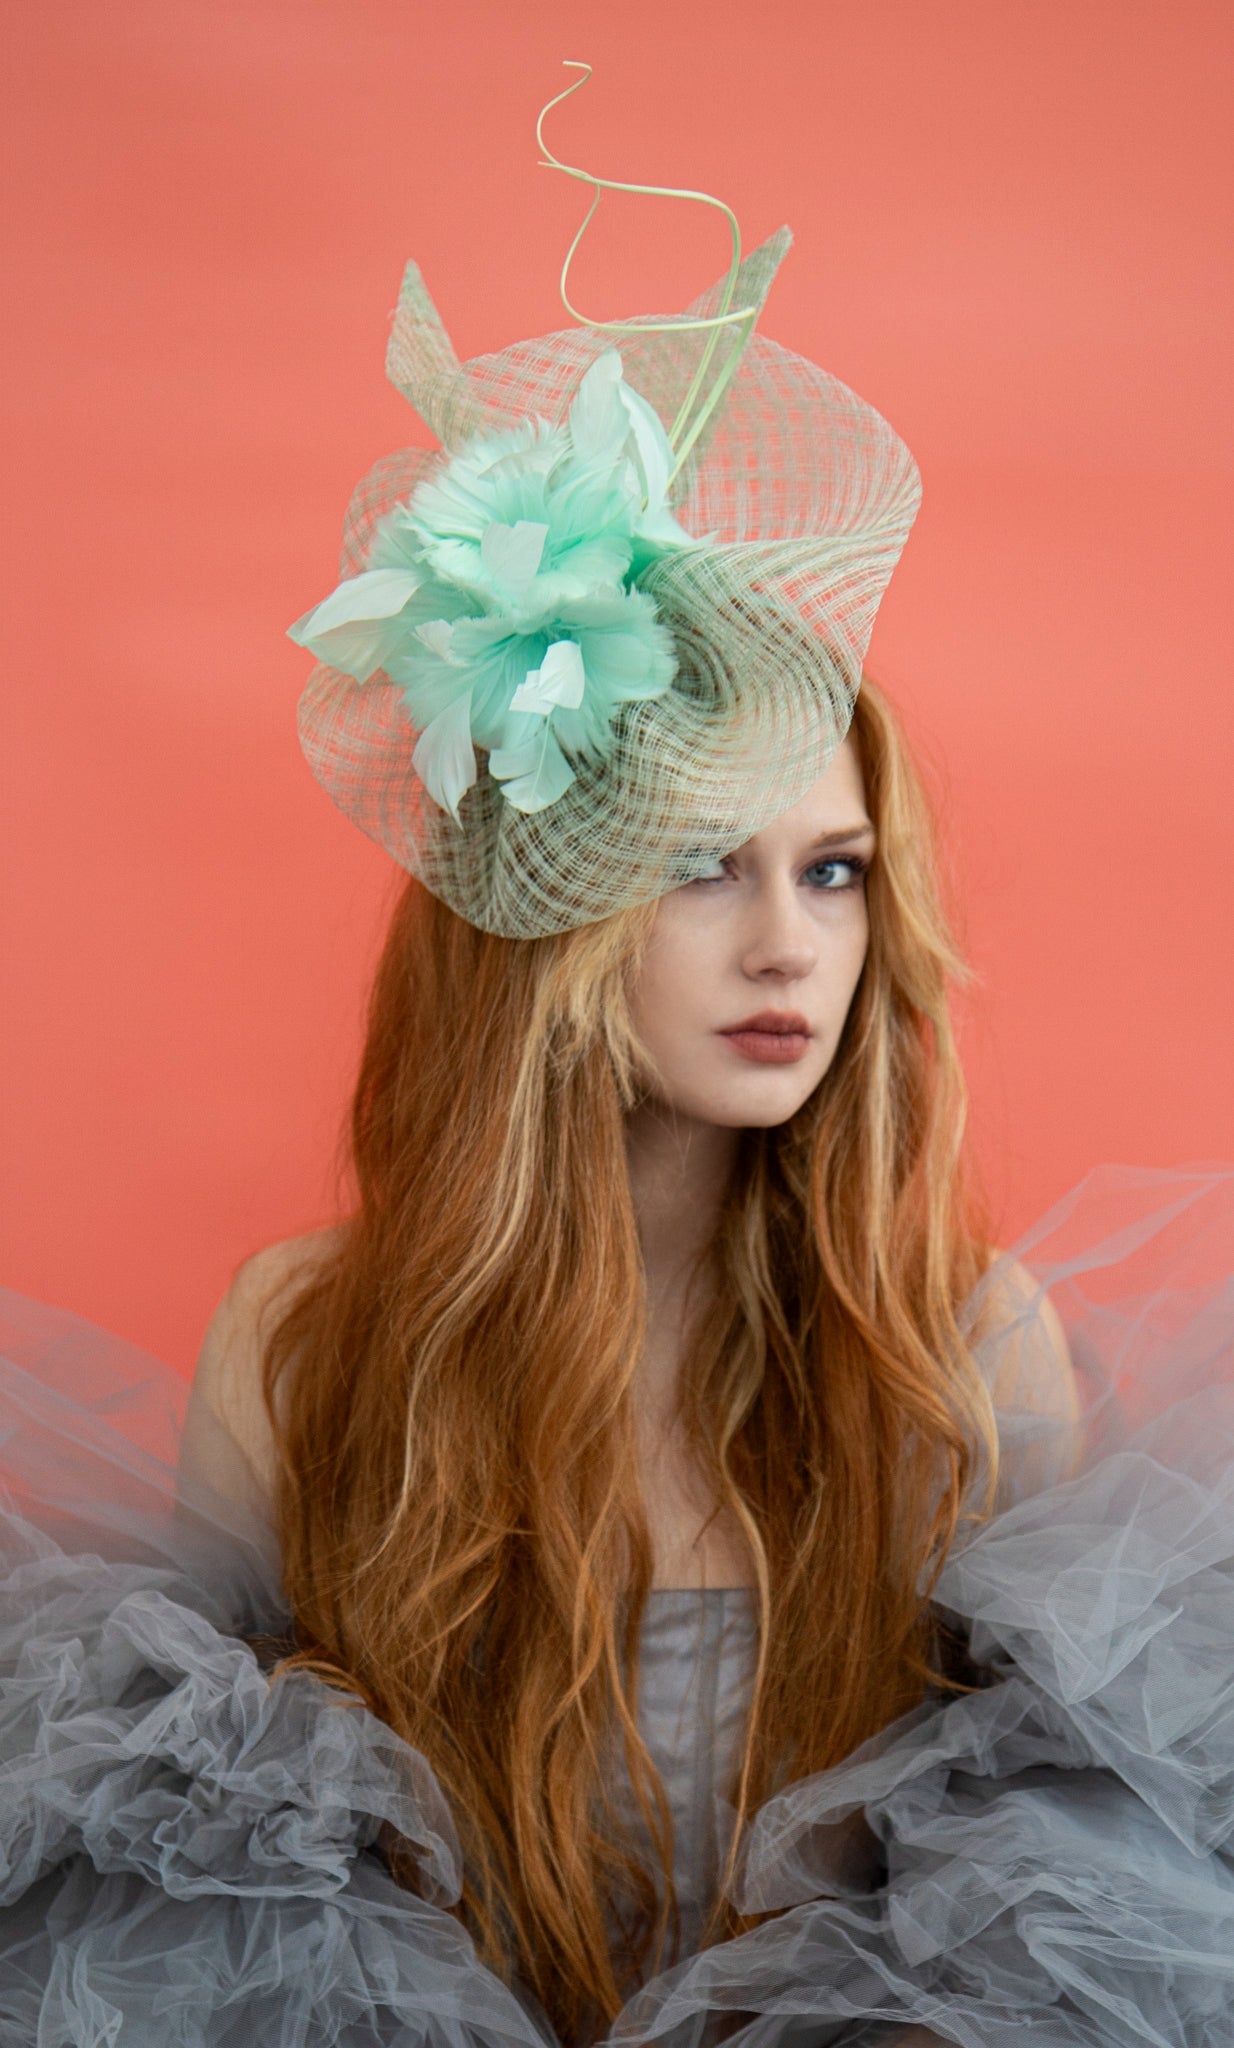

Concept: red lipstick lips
[[719, 1010, 813, 1065]]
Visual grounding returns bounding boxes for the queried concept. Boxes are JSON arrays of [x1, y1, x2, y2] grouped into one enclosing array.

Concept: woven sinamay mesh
[[298, 231, 921, 938]]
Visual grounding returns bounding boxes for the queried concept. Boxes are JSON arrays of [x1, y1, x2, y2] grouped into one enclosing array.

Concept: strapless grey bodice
[[607, 1587, 760, 1976]]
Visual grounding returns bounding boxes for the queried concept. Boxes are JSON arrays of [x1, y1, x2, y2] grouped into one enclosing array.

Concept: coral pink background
[[3, 1, 1232, 1372]]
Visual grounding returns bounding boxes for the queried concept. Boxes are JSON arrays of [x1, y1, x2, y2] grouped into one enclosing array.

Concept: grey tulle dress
[[2, 1163, 1233, 2045]]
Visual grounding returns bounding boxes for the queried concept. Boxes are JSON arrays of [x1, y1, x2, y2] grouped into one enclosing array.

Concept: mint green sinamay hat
[[291, 82, 921, 939]]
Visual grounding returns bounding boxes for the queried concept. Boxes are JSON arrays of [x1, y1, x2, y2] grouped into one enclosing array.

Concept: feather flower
[[288, 351, 692, 821]]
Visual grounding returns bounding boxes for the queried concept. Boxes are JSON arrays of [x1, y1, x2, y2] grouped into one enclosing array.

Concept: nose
[[739, 874, 818, 984]]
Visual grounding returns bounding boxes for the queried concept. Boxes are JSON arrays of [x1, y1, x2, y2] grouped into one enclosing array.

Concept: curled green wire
[[536, 61, 759, 486]]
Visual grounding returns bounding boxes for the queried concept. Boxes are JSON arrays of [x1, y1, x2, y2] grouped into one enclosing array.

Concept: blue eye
[[683, 852, 870, 890], [805, 856, 868, 891]]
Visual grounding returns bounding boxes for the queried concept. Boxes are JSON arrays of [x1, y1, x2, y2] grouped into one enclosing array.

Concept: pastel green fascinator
[[290, 67, 920, 938]]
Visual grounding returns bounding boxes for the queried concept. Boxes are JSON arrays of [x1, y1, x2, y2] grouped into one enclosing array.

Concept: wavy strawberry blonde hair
[[264, 676, 1000, 2036]]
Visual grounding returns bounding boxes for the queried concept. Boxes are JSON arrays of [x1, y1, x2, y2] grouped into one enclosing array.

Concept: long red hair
[[264, 677, 998, 2035]]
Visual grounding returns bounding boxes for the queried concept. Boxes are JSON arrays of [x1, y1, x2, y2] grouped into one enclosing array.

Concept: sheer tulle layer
[[2, 1164, 1233, 2046]]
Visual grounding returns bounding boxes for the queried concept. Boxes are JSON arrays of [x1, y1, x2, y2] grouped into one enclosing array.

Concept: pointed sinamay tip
[[535, 59, 764, 484]]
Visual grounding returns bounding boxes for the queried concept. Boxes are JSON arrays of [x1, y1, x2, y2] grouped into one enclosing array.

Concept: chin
[[667, 1071, 826, 1129]]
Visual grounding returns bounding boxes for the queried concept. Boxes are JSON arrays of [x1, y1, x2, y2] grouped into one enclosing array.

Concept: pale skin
[[185, 731, 1078, 1562], [623, 735, 875, 1588], [182, 735, 1069, 2040], [182, 739, 877, 1560], [624, 735, 1041, 2043]]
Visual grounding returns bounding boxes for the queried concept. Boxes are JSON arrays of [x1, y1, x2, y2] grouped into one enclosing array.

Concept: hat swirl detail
[[289, 351, 693, 824], [290, 77, 921, 938]]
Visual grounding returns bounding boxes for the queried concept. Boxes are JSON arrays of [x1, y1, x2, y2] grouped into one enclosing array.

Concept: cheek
[[841, 911, 871, 996], [815, 910, 870, 1038], [629, 919, 716, 1048]]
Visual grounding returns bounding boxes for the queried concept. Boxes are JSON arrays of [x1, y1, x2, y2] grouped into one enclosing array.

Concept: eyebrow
[[804, 823, 876, 848]]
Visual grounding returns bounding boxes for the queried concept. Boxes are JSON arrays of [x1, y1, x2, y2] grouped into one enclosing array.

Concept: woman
[[182, 675, 1085, 2037], [2, 104, 1232, 2047]]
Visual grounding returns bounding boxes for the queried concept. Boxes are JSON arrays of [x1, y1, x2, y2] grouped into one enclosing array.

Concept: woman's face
[[627, 739, 873, 1129]]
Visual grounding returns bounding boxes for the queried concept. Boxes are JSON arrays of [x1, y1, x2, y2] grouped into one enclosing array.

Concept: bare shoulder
[[181, 1227, 343, 1509]]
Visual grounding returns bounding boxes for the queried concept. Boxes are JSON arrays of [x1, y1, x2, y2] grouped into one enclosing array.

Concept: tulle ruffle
[[2, 1164, 1233, 2047]]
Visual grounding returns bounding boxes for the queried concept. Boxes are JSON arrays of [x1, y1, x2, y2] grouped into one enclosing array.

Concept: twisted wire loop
[[295, 66, 922, 937], [535, 60, 760, 481]]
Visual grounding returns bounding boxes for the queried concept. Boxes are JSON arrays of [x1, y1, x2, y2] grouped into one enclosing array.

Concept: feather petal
[[567, 349, 626, 462], [617, 380, 672, 513], [287, 569, 425, 681], [508, 639, 586, 715], [490, 722, 577, 813], [411, 690, 477, 824], [479, 520, 550, 591], [413, 619, 457, 661]]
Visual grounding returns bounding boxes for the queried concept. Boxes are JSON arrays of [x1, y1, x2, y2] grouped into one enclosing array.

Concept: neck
[[624, 1100, 740, 1275], [623, 1101, 740, 1427]]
